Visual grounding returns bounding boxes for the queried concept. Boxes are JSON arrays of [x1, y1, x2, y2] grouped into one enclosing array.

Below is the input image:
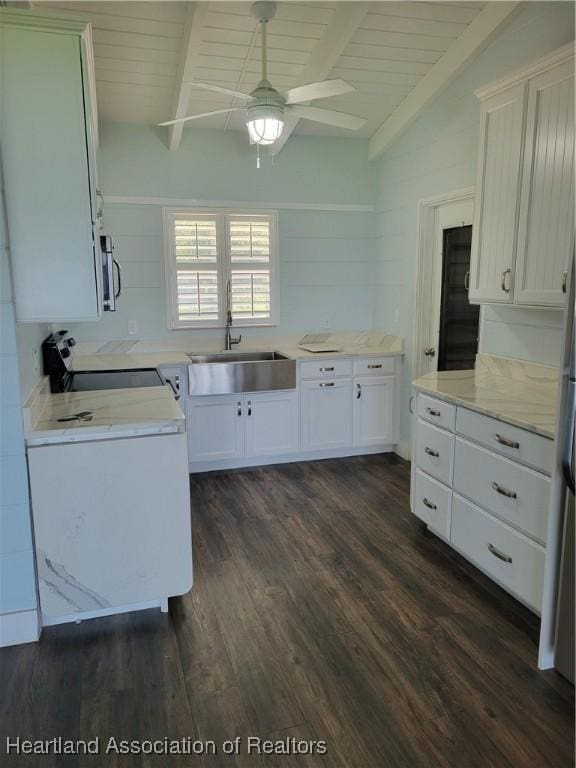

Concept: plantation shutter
[[228, 215, 273, 321], [171, 214, 220, 324], [165, 209, 277, 329]]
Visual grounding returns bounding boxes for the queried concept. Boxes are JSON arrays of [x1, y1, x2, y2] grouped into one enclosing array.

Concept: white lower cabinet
[[187, 395, 244, 462], [410, 391, 552, 613], [451, 494, 546, 612], [245, 391, 299, 459], [187, 391, 298, 465], [300, 379, 353, 451], [186, 356, 401, 470], [412, 469, 451, 540], [353, 376, 395, 448]]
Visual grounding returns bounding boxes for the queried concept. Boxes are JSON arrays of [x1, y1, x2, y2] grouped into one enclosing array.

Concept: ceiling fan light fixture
[[246, 103, 284, 145], [247, 117, 284, 145]]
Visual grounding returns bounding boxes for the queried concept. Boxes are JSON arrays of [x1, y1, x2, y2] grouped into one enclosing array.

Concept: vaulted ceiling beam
[[272, 2, 368, 155], [368, 2, 520, 160], [168, 1, 209, 152]]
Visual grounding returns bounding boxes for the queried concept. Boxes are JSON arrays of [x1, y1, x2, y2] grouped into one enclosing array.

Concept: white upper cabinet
[[0, 13, 101, 322], [469, 84, 526, 303], [514, 60, 575, 307], [469, 45, 575, 308]]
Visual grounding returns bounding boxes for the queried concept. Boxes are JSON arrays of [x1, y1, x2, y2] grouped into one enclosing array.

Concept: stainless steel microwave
[[100, 235, 121, 311]]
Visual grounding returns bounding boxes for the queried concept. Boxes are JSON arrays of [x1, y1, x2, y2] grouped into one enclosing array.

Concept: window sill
[[170, 322, 279, 331]]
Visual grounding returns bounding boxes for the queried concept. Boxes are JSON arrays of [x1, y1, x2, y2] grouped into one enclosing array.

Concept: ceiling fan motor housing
[[251, 1, 277, 22]]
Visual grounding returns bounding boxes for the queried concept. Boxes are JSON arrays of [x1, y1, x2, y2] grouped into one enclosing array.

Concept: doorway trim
[[413, 187, 475, 380]]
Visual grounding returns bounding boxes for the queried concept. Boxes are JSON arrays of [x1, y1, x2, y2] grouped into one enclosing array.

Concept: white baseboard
[[395, 439, 412, 461], [189, 444, 396, 473], [0, 609, 40, 647]]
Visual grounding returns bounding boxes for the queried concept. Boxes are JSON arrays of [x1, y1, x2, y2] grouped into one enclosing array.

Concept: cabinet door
[[1, 27, 99, 322], [245, 391, 299, 458], [300, 380, 353, 452], [186, 396, 244, 462], [469, 84, 527, 303], [514, 61, 574, 307], [353, 376, 395, 448]]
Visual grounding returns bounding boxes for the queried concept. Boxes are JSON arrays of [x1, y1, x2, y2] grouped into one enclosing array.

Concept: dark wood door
[[438, 225, 479, 371]]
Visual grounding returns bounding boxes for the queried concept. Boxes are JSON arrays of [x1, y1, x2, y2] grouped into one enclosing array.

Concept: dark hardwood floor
[[1, 455, 573, 767]]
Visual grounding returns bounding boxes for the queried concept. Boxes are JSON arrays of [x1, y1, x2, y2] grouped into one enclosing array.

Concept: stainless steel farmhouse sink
[[187, 351, 296, 395]]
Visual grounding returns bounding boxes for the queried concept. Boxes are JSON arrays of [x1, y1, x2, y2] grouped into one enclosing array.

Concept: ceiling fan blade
[[283, 79, 355, 105], [158, 108, 243, 127], [289, 105, 366, 131], [184, 83, 254, 101]]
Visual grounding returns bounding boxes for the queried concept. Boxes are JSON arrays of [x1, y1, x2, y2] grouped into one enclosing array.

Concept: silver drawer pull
[[491, 481, 517, 499], [422, 497, 437, 510], [319, 366, 335, 372], [367, 364, 382, 369], [495, 434, 519, 449], [488, 543, 512, 563], [319, 382, 335, 388], [237, 401, 242, 417], [426, 407, 441, 417], [424, 446, 439, 458], [501, 268, 511, 293]]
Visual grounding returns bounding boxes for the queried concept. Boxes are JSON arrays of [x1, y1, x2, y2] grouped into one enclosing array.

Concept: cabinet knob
[[424, 347, 436, 357]]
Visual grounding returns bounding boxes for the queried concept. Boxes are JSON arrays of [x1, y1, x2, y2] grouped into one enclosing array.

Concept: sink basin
[[188, 351, 295, 395], [188, 351, 289, 364]]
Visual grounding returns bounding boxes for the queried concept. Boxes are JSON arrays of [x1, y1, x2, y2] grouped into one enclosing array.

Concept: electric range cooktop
[[66, 369, 165, 392]]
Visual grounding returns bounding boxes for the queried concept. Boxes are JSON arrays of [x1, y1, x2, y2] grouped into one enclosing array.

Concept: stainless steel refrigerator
[[539, 257, 575, 682]]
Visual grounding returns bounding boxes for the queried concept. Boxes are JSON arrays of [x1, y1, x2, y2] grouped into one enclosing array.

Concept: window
[[163, 209, 279, 329]]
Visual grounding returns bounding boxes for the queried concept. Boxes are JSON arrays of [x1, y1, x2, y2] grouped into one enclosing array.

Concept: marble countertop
[[72, 337, 404, 371], [412, 355, 558, 439], [25, 386, 185, 446], [72, 352, 191, 371]]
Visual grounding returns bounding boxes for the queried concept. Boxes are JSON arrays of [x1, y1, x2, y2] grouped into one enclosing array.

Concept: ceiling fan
[[159, 1, 366, 147]]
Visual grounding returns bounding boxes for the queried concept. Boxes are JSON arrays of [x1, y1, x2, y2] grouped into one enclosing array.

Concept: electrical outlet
[[393, 308, 400, 324], [128, 320, 138, 336], [321, 318, 330, 331], [32, 346, 39, 374]]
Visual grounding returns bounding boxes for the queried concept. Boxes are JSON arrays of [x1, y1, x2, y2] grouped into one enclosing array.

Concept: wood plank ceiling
[[45, 1, 486, 139]]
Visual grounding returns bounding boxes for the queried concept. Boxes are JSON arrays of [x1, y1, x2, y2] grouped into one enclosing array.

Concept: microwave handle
[[113, 258, 122, 299]]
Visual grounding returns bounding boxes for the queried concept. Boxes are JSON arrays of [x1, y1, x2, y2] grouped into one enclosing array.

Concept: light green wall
[[0, 163, 38, 617], [69, 125, 377, 342], [373, 1, 574, 449]]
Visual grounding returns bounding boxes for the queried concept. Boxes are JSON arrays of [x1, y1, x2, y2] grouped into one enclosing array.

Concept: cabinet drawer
[[456, 407, 553, 474], [352, 357, 395, 376], [415, 419, 454, 486], [454, 438, 549, 544], [451, 493, 545, 613], [417, 394, 456, 432], [300, 359, 352, 380], [412, 470, 451, 539]]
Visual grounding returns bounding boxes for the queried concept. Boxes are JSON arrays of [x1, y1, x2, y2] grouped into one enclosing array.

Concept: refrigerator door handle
[[562, 379, 575, 494]]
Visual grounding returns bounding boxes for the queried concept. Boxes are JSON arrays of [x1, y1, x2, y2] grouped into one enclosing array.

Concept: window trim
[[163, 207, 279, 330]]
